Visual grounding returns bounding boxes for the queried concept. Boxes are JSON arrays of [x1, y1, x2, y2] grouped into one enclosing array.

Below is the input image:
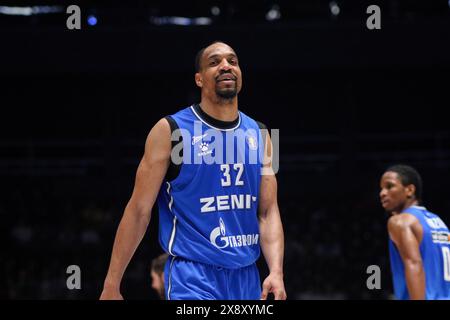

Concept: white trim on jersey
[[410, 205, 427, 210], [168, 190, 174, 211], [168, 216, 177, 256], [166, 182, 177, 256], [167, 256, 177, 301], [190, 105, 241, 131]]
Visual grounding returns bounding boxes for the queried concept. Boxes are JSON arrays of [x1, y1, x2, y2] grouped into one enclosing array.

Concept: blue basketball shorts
[[164, 255, 261, 300]]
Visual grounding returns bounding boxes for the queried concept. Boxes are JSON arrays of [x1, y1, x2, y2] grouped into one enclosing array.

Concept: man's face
[[151, 271, 165, 300], [195, 42, 242, 100], [379, 171, 414, 213]]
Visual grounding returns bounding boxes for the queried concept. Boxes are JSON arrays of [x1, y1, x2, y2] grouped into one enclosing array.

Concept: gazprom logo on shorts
[[209, 218, 259, 250]]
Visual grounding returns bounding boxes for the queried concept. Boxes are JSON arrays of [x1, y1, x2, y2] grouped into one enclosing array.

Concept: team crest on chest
[[197, 142, 212, 157], [246, 135, 258, 151]]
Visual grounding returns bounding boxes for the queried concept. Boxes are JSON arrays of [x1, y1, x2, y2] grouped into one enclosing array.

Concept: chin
[[384, 206, 393, 213], [216, 85, 237, 96], [382, 204, 393, 213], [216, 91, 237, 99], [386, 206, 401, 215]]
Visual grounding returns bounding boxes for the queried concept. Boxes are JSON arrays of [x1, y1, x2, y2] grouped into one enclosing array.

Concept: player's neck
[[200, 96, 238, 122], [393, 199, 419, 215]]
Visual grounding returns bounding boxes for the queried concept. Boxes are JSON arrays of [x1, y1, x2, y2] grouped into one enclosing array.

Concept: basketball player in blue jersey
[[380, 164, 450, 300], [100, 41, 287, 300]]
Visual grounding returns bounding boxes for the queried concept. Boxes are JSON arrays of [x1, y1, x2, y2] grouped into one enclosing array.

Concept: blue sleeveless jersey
[[157, 105, 265, 269], [389, 205, 450, 300]]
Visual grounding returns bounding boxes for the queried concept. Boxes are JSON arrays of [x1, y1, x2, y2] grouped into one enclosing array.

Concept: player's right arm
[[388, 213, 425, 300], [100, 118, 171, 300]]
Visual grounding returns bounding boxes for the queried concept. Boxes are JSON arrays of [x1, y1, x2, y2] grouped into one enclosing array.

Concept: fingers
[[260, 281, 271, 300], [274, 289, 287, 300]]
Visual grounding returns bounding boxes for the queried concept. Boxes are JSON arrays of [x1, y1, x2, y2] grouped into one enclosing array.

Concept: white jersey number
[[442, 246, 450, 282], [220, 164, 244, 187]]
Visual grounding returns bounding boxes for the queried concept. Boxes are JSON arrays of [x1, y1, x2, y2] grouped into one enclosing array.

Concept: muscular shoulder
[[388, 213, 418, 230], [143, 118, 172, 160], [149, 118, 171, 137], [388, 213, 422, 242]]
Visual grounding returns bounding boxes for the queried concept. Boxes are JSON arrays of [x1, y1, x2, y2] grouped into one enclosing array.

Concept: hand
[[100, 287, 124, 300], [260, 272, 287, 300]]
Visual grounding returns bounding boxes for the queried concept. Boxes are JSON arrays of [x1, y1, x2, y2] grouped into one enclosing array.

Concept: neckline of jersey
[[410, 205, 427, 210], [190, 104, 241, 131]]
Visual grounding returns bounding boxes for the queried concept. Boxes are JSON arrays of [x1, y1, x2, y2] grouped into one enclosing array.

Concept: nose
[[219, 58, 232, 71], [379, 188, 387, 199]]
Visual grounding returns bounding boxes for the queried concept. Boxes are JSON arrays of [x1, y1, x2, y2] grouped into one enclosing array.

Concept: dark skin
[[380, 171, 425, 300], [100, 42, 286, 300], [194, 42, 242, 121], [195, 42, 286, 300]]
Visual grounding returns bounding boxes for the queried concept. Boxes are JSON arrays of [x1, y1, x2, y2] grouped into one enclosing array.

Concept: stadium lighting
[[87, 15, 98, 26], [329, 1, 340, 16], [211, 6, 220, 16], [266, 5, 281, 21]]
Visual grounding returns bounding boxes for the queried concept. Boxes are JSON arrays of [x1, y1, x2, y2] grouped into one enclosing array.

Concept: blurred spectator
[[151, 253, 169, 300]]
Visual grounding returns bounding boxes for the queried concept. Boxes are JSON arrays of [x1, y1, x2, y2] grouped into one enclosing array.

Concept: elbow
[[126, 200, 152, 226], [258, 208, 268, 222], [138, 210, 151, 226], [404, 258, 424, 274], [258, 202, 278, 222], [136, 206, 152, 226]]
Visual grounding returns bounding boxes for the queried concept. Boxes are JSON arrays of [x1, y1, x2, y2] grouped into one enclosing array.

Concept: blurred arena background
[[1, 0, 450, 299]]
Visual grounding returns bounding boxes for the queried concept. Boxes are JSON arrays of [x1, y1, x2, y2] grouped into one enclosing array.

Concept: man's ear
[[195, 73, 202, 88], [406, 184, 416, 199]]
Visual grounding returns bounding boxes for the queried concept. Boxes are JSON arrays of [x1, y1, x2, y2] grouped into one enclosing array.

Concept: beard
[[215, 83, 238, 100]]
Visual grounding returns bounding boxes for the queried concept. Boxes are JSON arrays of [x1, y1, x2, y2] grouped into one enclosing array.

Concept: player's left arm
[[258, 131, 287, 300], [388, 213, 425, 300]]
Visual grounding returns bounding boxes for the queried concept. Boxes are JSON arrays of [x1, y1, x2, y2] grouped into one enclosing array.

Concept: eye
[[229, 58, 238, 65], [209, 60, 218, 66]]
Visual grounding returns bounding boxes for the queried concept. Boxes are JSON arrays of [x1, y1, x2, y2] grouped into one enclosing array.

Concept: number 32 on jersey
[[220, 164, 244, 187]]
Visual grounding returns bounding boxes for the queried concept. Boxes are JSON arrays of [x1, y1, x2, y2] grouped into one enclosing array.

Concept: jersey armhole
[[256, 121, 268, 131], [164, 115, 183, 182], [256, 121, 269, 142], [256, 120, 276, 176]]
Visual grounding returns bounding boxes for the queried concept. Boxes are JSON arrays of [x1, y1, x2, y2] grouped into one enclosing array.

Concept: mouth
[[381, 199, 389, 207], [216, 74, 237, 83]]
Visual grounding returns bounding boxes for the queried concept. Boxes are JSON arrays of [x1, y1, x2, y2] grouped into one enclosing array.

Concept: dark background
[[1, 0, 450, 299]]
